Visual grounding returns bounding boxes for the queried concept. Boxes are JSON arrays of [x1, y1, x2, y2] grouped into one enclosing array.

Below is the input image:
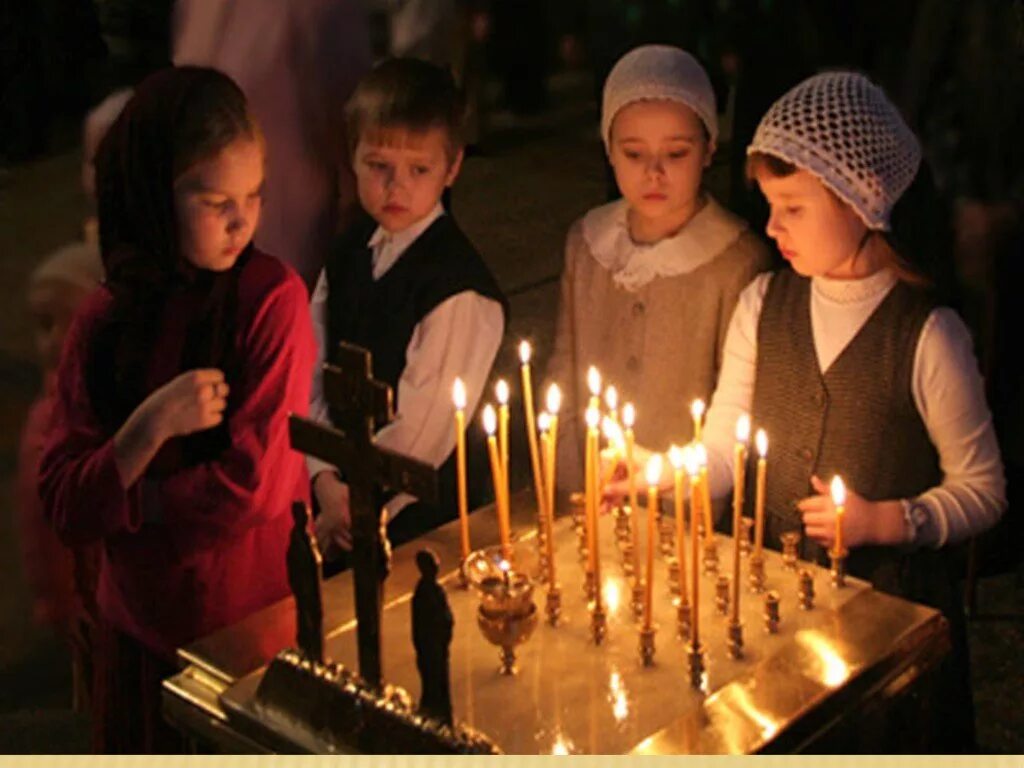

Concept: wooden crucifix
[[289, 341, 438, 690]]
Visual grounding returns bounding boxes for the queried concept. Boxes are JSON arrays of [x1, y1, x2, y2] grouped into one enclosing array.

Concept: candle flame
[[482, 404, 497, 435], [694, 442, 708, 468], [546, 383, 562, 414], [604, 385, 618, 412], [495, 379, 509, 405], [601, 416, 624, 449], [682, 445, 700, 477], [498, 559, 511, 575], [691, 398, 706, 420], [538, 412, 551, 432], [830, 475, 846, 507], [668, 444, 685, 470], [452, 377, 467, 410], [645, 454, 663, 487], [585, 406, 600, 430], [756, 429, 768, 458], [736, 413, 751, 443], [622, 402, 635, 428], [587, 366, 601, 397], [518, 339, 532, 364]]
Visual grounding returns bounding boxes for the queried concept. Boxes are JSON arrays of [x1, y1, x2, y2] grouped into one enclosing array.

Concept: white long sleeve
[[704, 270, 1006, 548]]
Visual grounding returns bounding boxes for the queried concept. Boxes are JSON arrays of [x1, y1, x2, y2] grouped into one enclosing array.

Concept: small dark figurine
[[411, 548, 454, 725], [288, 501, 324, 663]]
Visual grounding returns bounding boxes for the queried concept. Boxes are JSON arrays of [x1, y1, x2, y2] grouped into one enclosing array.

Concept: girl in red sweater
[[39, 67, 316, 753]]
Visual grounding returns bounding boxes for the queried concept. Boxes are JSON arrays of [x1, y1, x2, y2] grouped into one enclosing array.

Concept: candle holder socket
[[715, 575, 730, 616], [545, 584, 562, 626], [667, 558, 681, 596], [674, 597, 692, 639], [659, 515, 675, 557], [739, 518, 754, 557], [797, 569, 815, 610], [830, 548, 848, 587], [727, 619, 744, 660], [747, 553, 766, 593], [687, 642, 706, 690], [781, 531, 801, 571], [590, 604, 607, 645], [764, 591, 780, 634], [702, 540, 720, 575], [639, 625, 656, 667], [583, 570, 596, 600], [631, 582, 645, 623]]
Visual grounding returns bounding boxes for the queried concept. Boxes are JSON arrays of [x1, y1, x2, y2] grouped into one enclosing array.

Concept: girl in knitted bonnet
[[547, 45, 770, 491], [691, 72, 1004, 751]]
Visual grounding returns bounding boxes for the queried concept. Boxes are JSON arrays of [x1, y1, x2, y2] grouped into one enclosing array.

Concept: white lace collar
[[812, 268, 897, 305], [581, 195, 749, 292]]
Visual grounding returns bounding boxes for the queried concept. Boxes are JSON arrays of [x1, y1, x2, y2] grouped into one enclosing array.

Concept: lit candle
[[483, 405, 512, 560], [731, 415, 750, 623], [585, 406, 600, 582], [539, 412, 557, 585], [604, 385, 619, 425], [644, 454, 663, 631], [518, 342, 546, 536], [669, 445, 689, 605], [453, 379, 471, 563], [754, 430, 768, 558], [684, 448, 701, 646], [623, 403, 641, 580], [601, 416, 624, 488], [590, 407, 603, 613], [696, 443, 713, 543], [496, 379, 510, 484], [831, 476, 846, 555], [546, 384, 562, 502], [691, 399, 706, 443], [587, 366, 602, 413]]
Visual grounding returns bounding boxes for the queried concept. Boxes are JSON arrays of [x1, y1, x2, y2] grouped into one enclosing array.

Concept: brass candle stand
[[687, 642, 706, 690], [726, 619, 744, 660], [639, 625, 657, 667], [747, 552, 766, 593], [830, 547, 848, 587], [739, 518, 754, 557], [466, 547, 540, 676], [659, 512, 675, 557], [667, 557, 681, 596], [702, 540, 720, 575], [798, 569, 815, 610], [675, 597, 692, 639], [631, 580, 645, 623], [764, 591, 780, 633], [715, 575, 730, 616], [590, 603, 607, 645], [780, 531, 801, 571], [545, 584, 562, 626]]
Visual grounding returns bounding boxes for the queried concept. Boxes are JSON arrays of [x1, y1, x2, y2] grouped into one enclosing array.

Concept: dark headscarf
[[89, 67, 260, 466]]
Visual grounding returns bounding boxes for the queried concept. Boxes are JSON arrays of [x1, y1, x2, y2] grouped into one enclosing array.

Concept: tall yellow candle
[[691, 399, 706, 443], [754, 430, 768, 558], [644, 454, 663, 631], [585, 406, 600, 581], [684, 449, 701, 646], [623, 403, 641, 580], [546, 385, 562, 505], [731, 415, 750, 623], [519, 342, 546, 535], [452, 378, 470, 562], [669, 445, 689, 603], [539, 413, 557, 585], [831, 475, 846, 555], [591, 410, 603, 613], [496, 379, 510, 484], [696, 443, 713, 542], [483, 405, 512, 561]]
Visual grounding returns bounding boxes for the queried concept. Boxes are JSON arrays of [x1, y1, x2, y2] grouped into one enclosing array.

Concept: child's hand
[[313, 471, 352, 552], [797, 475, 905, 549], [145, 369, 229, 441]]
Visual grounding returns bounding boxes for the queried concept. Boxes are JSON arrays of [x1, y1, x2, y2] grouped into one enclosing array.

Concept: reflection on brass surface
[[780, 532, 801, 570], [639, 626, 656, 667], [764, 591, 780, 634], [702, 540, 720, 574], [798, 569, 815, 610], [715, 575, 730, 616], [748, 554, 766, 593]]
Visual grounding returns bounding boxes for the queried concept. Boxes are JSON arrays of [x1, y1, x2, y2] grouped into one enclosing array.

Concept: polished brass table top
[[163, 491, 949, 754]]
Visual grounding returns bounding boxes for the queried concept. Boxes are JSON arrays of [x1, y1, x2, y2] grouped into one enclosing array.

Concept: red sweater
[[39, 251, 316, 661]]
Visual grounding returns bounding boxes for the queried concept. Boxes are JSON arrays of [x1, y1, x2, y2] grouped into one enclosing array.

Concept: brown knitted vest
[[749, 269, 942, 594]]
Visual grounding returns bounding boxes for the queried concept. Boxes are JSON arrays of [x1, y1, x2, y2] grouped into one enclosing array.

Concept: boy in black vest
[[308, 58, 507, 564]]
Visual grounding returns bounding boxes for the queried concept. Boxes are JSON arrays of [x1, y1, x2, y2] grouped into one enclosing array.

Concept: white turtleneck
[[703, 269, 1006, 548]]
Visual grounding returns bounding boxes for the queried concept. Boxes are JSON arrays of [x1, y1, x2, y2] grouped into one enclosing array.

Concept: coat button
[[627, 355, 640, 372], [632, 301, 645, 318], [799, 447, 813, 462]]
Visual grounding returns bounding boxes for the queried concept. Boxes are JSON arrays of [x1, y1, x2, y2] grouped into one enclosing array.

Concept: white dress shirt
[[309, 204, 504, 521], [702, 269, 1006, 548]]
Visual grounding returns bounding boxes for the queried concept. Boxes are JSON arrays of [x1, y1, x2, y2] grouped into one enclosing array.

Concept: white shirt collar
[[581, 195, 749, 292], [812, 267, 897, 305], [369, 203, 446, 280]]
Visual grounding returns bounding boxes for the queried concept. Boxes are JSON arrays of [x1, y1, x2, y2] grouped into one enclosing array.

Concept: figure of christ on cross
[[289, 341, 439, 690]]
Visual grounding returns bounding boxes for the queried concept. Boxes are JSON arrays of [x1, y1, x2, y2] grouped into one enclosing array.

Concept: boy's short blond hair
[[345, 58, 466, 163]]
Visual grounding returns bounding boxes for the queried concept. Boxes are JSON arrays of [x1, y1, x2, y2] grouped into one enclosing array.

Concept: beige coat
[[547, 197, 771, 490]]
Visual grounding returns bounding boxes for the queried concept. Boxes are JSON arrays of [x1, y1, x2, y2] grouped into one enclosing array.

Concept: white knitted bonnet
[[748, 71, 920, 231], [601, 45, 718, 151]]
